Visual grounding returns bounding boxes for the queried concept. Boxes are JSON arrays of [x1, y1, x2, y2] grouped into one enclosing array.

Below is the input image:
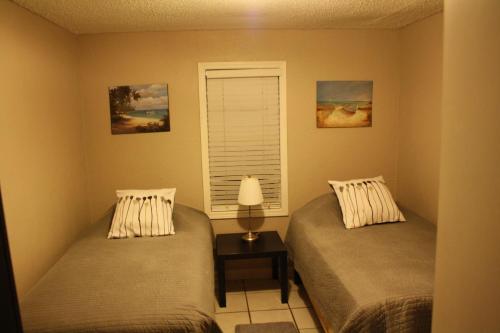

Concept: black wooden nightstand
[[215, 231, 288, 307]]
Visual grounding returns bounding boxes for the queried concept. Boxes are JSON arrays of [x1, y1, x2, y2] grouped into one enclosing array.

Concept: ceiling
[[12, 0, 443, 35]]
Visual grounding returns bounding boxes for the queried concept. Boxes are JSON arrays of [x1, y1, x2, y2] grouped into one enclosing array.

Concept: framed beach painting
[[316, 81, 373, 128], [108, 83, 170, 135]]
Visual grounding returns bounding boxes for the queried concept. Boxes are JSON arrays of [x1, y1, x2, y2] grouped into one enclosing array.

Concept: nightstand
[[215, 231, 288, 307]]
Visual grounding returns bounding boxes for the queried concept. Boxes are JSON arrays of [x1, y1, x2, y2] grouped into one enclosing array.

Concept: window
[[198, 62, 288, 219]]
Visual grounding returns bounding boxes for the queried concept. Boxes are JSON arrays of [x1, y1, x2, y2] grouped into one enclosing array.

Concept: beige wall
[[432, 1, 500, 332], [397, 14, 443, 223], [0, 2, 445, 296], [0, 1, 89, 298], [78, 29, 401, 236]]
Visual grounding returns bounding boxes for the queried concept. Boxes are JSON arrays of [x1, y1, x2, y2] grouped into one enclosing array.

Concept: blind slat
[[206, 68, 281, 78], [210, 175, 281, 181]]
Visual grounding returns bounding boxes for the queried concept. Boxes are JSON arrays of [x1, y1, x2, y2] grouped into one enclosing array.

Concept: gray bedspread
[[21, 204, 221, 333], [285, 193, 436, 333]]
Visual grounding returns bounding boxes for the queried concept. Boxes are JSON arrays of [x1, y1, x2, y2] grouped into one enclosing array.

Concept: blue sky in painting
[[130, 84, 168, 110], [317, 81, 373, 102]]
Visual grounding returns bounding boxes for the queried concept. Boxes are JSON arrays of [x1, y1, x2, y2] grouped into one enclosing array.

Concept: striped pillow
[[328, 177, 405, 229], [107, 188, 176, 239]]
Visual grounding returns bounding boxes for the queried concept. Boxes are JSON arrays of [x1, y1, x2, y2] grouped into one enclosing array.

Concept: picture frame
[[108, 83, 170, 134], [316, 81, 373, 128]]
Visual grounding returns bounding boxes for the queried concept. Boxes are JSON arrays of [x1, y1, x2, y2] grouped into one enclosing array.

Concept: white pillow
[[328, 176, 405, 229], [107, 188, 176, 239]]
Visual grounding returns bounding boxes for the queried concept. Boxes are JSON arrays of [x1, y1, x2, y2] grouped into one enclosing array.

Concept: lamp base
[[241, 231, 259, 242]]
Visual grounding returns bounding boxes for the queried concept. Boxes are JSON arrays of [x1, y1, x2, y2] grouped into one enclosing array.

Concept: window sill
[[207, 208, 288, 220]]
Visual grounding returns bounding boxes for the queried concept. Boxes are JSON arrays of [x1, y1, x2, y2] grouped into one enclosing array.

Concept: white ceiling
[[12, 0, 443, 35]]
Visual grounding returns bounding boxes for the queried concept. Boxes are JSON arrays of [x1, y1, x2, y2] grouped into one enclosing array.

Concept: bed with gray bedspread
[[21, 204, 221, 333], [286, 193, 436, 333]]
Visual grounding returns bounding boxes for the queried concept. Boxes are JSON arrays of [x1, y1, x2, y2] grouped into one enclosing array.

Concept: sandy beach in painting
[[317, 103, 372, 128], [111, 114, 166, 134]]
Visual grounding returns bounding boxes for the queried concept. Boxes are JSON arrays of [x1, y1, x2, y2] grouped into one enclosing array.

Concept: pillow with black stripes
[[328, 176, 405, 229], [107, 188, 176, 239]]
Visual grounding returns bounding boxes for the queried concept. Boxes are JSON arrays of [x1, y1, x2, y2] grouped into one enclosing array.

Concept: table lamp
[[238, 175, 264, 242]]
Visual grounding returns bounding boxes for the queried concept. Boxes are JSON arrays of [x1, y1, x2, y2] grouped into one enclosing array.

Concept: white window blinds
[[199, 63, 288, 219]]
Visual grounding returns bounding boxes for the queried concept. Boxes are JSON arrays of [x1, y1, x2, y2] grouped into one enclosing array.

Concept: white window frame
[[198, 61, 288, 219]]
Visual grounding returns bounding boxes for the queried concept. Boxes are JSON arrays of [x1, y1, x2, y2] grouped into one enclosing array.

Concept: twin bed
[[21, 204, 221, 333], [286, 193, 436, 333], [20, 192, 435, 333]]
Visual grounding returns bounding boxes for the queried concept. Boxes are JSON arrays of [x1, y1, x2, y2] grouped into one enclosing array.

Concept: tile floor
[[215, 279, 324, 333]]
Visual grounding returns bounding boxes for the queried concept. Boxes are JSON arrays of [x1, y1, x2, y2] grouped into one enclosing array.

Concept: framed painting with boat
[[316, 80, 373, 128], [108, 83, 170, 135]]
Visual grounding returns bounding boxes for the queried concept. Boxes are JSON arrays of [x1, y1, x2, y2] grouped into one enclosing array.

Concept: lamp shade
[[238, 176, 264, 206]]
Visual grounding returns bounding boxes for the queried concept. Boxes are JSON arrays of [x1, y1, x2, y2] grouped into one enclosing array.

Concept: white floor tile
[[215, 312, 250, 333], [250, 309, 295, 324], [246, 290, 289, 311], [214, 277, 319, 332], [215, 293, 248, 313]]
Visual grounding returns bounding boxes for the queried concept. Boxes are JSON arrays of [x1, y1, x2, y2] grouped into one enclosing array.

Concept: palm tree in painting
[[108, 86, 141, 122]]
